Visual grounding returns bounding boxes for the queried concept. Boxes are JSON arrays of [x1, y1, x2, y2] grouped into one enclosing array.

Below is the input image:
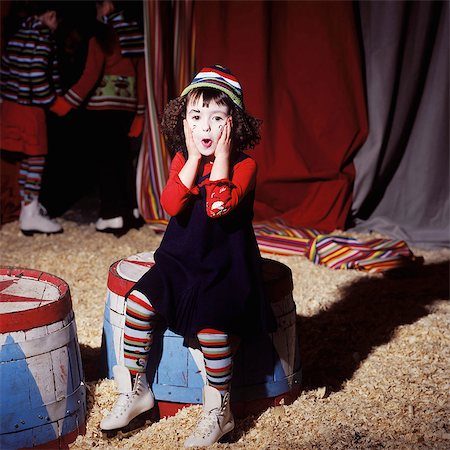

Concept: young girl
[[0, 2, 63, 235], [100, 65, 276, 447]]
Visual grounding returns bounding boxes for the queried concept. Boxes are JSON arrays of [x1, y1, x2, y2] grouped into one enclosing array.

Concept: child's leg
[[18, 158, 29, 204], [185, 329, 235, 447], [20, 156, 45, 204], [123, 289, 157, 377], [197, 328, 233, 394], [101, 288, 156, 432], [18, 155, 62, 235]]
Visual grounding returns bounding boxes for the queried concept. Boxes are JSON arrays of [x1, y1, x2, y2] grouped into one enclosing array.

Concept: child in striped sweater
[[0, 2, 63, 235], [100, 65, 276, 447], [51, 1, 146, 235]]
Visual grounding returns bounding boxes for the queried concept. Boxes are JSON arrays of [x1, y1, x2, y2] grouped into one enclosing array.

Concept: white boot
[[95, 216, 124, 232], [184, 385, 235, 448], [20, 200, 63, 235], [100, 365, 154, 431]]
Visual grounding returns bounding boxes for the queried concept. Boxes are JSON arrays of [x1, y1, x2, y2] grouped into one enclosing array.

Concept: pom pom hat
[[180, 65, 243, 109]]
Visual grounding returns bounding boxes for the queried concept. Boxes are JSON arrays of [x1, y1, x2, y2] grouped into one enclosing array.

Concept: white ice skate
[[20, 199, 63, 236], [95, 216, 124, 233], [184, 385, 235, 447], [100, 365, 155, 436]]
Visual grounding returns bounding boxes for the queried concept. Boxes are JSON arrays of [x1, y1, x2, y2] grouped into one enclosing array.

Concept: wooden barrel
[[101, 253, 301, 418], [0, 268, 86, 449]]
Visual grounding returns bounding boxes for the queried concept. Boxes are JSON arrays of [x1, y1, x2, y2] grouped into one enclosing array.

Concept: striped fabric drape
[[306, 235, 419, 272], [137, 0, 195, 223], [137, 0, 169, 222], [256, 220, 420, 273]]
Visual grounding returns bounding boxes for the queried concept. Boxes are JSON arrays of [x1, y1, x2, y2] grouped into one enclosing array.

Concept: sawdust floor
[[1, 214, 449, 450]]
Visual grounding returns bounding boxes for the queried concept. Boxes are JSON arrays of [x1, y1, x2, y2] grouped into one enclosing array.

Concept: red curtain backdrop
[[194, 1, 368, 231]]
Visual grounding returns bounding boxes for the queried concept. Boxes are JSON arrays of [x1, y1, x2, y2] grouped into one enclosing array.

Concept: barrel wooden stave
[[0, 269, 86, 450]]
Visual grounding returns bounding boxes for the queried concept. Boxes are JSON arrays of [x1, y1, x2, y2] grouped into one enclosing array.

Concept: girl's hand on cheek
[[215, 117, 232, 160], [183, 119, 201, 161]]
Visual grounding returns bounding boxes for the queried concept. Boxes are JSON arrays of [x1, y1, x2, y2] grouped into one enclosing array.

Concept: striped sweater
[[64, 12, 145, 114], [0, 17, 61, 106], [103, 11, 144, 57]]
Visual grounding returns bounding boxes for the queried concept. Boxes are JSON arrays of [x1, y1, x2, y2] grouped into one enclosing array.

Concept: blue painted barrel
[[101, 254, 301, 416], [0, 267, 86, 449]]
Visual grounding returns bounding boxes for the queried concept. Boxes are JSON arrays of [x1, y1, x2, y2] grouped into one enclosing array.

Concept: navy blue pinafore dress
[[133, 152, 276, 339]]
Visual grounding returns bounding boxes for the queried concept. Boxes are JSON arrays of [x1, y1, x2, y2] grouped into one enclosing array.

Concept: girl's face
[[186, 95, 230, 158]]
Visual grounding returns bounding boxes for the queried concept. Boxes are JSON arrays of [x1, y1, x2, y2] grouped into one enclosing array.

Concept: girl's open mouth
[[201, 138, 212, 148]]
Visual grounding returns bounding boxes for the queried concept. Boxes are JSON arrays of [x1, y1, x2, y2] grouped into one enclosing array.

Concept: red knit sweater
[[64, 33, 146, 114]]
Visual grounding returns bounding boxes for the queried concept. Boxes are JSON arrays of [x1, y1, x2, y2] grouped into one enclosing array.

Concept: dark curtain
[[194, 1, 368, 231], [0, 0, 20, 224], [350, 1, 449, 248]]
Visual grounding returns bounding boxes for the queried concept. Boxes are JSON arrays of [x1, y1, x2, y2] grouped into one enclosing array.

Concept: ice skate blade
[[185, 423, 235, 447], [101, 409, 157, 439], [21, 228, 64, 237]]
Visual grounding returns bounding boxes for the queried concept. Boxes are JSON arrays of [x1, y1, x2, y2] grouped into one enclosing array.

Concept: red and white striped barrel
[[0, 267, 86, 449], [102, 253, 302, 418]]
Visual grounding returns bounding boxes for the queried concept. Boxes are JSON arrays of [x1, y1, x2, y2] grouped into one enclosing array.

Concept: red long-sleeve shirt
[[161, 152, 257, 218]]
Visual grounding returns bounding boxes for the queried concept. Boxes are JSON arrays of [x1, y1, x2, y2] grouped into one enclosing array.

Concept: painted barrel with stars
[[0, 267, 86, 449], [102, 252, 302, 418]]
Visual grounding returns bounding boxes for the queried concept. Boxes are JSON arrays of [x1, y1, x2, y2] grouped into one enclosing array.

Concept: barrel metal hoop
[[0, 319, 76, 362]]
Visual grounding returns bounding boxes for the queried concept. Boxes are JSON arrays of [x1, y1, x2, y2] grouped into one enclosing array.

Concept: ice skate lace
[[38, 203, 50, 218], [192, 408, 223, 438], [110, 392, 134, 417]]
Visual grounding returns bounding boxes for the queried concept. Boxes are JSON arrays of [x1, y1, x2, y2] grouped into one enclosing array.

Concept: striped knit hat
[[181, 65, 243, 109]]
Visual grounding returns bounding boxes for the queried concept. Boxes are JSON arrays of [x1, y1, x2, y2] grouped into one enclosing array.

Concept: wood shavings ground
[[1, 217, 449, 449]]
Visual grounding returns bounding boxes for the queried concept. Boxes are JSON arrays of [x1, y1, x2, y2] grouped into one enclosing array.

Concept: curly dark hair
[[161, 88, 262, 158]]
